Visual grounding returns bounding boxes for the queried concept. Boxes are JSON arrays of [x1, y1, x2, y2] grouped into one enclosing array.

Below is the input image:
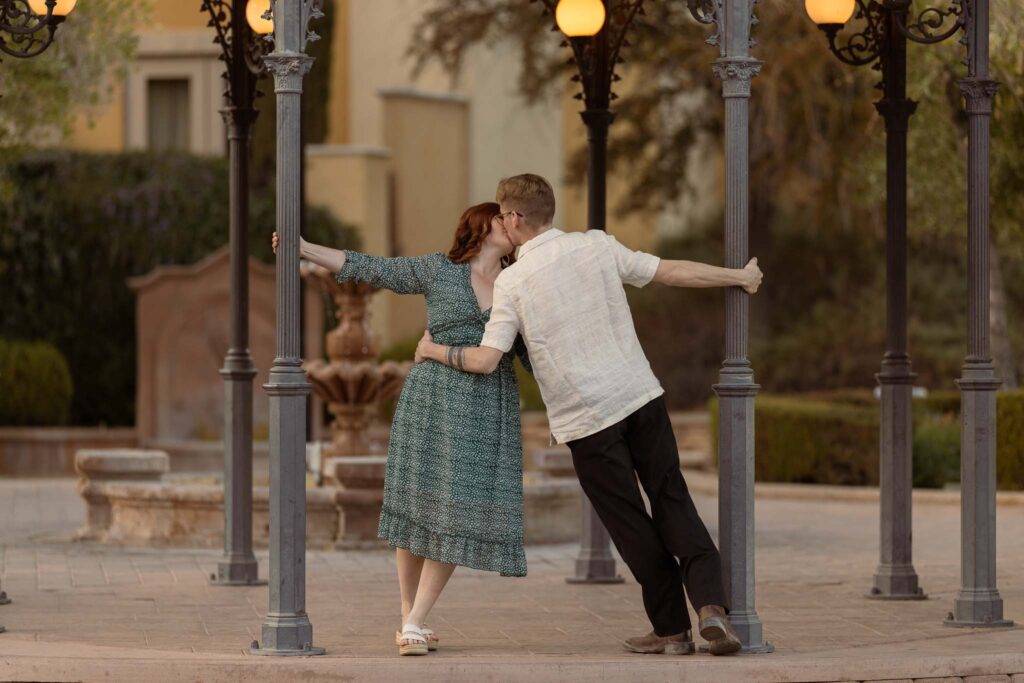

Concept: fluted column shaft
[[948, 27, 1007, 623], [710, 0, 770, 653], [869, 6, 924, 601], [253, 0, 325, 656]]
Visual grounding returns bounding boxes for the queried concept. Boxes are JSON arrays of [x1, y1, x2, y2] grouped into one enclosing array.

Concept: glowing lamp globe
[[246, 0, 275, 35], [805, 0, 856, 25], [27, 0, 77, 17], [555, 0, 606, 38]]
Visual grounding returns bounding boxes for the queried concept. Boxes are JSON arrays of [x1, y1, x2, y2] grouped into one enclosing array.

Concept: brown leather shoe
[[622, 629, 695, 655], [698, 605, 742, 655]]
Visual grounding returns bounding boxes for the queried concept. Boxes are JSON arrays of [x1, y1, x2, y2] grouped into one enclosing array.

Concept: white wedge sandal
[[395, 625, 438, 651], [397, 623, 430, 656]]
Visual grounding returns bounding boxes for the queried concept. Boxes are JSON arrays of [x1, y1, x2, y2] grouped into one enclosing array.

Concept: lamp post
[[807, 0, 1009, 627], [538, 0, 645, 585], [806, 0, 929, 603], [250, 0, 326, 656], [0, 0, 75, 634], [807, 0, 1009, 626], [201, 0, 272, 588], [0, 0, 74, 59], [687, 0, 772, 654]]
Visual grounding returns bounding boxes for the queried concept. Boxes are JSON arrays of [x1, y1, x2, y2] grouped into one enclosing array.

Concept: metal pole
[[868, 5, 924, 601], [711, 0, 771, 653], [947, 0, 1010, 629], [251, 0, 325, 656], [566, 2, 623, 585], [0, 588, 9, 634], [213, 101, 264, 587]]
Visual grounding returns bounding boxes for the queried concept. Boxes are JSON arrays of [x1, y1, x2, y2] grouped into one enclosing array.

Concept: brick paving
[[0, 477, 1023, 681]]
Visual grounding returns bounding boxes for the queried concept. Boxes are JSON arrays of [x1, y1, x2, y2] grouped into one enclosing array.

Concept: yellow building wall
[[69, 80, 126, 152], [381, 90, 469, 346], [152, 1, 212, 30]]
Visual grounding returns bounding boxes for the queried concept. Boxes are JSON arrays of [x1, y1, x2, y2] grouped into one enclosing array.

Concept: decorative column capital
[[264, 52, 314, 92], [874, 97, 918, 132], [712, 58, 763, 98], [959, 78, 1000, 114], [220, 106, 260, 138]]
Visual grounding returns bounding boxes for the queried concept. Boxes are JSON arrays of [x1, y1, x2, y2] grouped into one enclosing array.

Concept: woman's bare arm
[[272, 232, 347, 273]]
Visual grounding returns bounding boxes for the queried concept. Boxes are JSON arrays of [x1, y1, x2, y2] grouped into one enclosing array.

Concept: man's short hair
[[496, 173, 556, 228]]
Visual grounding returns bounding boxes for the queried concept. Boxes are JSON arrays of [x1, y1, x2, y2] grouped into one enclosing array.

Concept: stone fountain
[[301, 261, 411, 542]]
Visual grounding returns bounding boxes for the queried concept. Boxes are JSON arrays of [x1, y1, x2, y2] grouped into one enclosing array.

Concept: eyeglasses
[[497, 210, 523, 222]]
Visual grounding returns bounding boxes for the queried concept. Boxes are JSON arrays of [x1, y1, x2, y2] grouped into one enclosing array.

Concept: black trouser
[[567, 396, 728, 636]]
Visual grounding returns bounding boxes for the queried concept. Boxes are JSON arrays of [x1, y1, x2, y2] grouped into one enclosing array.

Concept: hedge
[[708, 390, 1024, 490], [0, 338, 73, 426], [0, 151, 358, 426]]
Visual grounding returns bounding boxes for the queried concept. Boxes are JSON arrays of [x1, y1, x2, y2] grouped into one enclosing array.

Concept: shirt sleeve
[[600, 232, 661, 288], [480, 279, 520, 353], [335, 251, 438, 295]]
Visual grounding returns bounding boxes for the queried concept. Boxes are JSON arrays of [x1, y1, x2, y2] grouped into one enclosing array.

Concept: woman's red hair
[[447, 202, 515, 267]]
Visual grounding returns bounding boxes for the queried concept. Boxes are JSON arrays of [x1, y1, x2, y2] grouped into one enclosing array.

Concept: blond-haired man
[[416, 173, 762, 656]]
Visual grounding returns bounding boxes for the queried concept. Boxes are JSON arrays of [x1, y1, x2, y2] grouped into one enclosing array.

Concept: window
[[146, 78, 190, 151]]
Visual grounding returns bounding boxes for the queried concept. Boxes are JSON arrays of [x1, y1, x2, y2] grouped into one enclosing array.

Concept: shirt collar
[[517, 228, 563, 258]]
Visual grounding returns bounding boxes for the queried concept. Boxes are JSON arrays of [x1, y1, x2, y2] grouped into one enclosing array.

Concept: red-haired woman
[[273, 202, 529, 656]]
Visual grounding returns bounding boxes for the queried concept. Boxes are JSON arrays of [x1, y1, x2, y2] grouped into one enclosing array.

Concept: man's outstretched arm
[[415, 331, 504, 375], [652, 257, 762, 293]]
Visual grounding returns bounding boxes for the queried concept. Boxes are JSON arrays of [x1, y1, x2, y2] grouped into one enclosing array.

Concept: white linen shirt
[[480, 228, 664, 444]]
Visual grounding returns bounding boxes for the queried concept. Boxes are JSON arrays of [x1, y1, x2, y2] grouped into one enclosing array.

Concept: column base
[[250, 644, 326, 656], [566, 553, 624, 584], [567, 499, 623, 584], [565, 571, 624, 585], [729, 610, 773, 654], [867, 565, 927, 600], [700, 641, 775, 655], [945, 590, 1013, 628], [210, 558, 266, 586], [252, 615, 324, 655]]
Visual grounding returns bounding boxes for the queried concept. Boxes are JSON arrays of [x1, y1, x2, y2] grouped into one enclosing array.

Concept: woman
[[273, 202, 529, 656]]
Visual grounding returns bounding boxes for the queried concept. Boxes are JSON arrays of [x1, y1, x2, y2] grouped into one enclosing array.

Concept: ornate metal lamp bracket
[[202, 0, 274, 106], [0, 0, 63, 59], [536, 0, 646, 110]]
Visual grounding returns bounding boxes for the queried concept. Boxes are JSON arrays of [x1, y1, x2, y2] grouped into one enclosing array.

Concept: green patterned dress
[[337, 251, 528, 577]]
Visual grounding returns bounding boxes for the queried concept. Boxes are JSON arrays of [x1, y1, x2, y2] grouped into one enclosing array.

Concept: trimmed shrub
[[0, 338, 73, 426], [708, 389, 1024, 490], [709, 394, 879, 486], [997, 390, 1024, 491], [912, 412, 960, 489], [916, 390, 960, 416]]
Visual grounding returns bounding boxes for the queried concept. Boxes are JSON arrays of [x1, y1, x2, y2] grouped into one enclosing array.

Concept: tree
[[0, 1, 148, 150], [409, 2, 882, 246]]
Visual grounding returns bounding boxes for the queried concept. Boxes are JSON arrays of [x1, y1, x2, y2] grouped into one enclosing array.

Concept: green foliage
[[710, 395, 879, 486], [515, 359, 544, 412], [0, 151, 359, 425], [0, 0, 148, 150], [997, 391, 1024, 491], [379, 337, 418, 363], [913, 413, 960, 489], [708, 389, 1024, 490], [0, 338, 72, 426]]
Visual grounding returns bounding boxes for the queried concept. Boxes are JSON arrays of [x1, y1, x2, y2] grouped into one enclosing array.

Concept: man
[[415, 173, 762, 656]]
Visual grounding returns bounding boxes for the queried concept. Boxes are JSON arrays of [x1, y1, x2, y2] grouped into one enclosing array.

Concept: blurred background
[[2, 0, 1023, 491]]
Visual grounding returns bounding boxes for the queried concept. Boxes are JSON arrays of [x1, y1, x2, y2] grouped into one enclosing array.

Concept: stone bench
[[74, 449, 169, 540]]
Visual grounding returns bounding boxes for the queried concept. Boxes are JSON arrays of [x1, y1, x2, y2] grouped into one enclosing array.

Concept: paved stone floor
[[1, 476, 1023, 682]]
